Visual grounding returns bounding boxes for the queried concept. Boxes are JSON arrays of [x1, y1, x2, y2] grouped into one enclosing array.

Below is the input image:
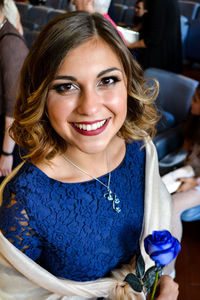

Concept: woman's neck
[[63, 136, 125, 174], [37, 136, 126, 183]]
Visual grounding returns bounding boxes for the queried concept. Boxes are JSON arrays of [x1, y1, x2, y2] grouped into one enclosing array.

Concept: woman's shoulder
[[3, 161, 49, 195], [126, 140, 145, 155], [117, 140, 146, 172], [0, 162, 45, 214]]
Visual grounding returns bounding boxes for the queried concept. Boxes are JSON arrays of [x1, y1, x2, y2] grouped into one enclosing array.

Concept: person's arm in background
[[126, 38, 146, 49], [0, 116, 15, 177], [72, 0, 95, 13], [176, 177, 200, 192], [0, 32, 28, 178], [176, 136, 200, 192], [132, 22, 143, 32]]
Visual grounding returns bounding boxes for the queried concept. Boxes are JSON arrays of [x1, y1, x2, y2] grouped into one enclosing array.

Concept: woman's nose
[[76, 89, 100, 115]]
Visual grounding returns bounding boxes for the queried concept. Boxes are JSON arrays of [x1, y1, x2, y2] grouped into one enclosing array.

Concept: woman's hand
[[176, 177, 198, 192], [0, 154, 13, 177], [126, 38, 147, 49], [72, 0, 95, 13], [147, 275, 179, 300]]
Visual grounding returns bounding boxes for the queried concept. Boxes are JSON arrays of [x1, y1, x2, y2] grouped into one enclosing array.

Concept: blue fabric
[[0, 141, 145, 282], [181, 205, 200, 222]]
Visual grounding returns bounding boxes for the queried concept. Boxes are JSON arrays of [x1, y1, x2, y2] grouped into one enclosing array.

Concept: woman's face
[[190, 87, 200, 116], [46, 38, 127, 155]]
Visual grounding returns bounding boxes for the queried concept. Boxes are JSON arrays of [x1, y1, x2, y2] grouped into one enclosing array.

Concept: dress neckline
[[28, 142, 135, 185]]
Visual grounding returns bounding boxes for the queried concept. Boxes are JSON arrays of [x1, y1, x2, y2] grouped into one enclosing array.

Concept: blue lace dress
[[0, 141, 145, 282]]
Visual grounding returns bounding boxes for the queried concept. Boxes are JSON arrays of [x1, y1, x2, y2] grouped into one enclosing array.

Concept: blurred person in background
[[172, 84, 200, 242], [70, 0, 111, 14], [132, 0, 148, 32], [127, 0, 182, 73], [72, 0, 120, 32], [0, 0, 28, 182]]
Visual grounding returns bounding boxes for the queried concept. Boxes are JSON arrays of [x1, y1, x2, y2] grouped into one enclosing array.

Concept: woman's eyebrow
[[53, 68, 122, 81], [97, 67, 122, 78], [53, 75, 77, 81]]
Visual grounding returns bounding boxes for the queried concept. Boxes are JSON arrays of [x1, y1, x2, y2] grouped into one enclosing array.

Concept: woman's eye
[[52, 83, 78, 93], [98, 76, 120, 87]]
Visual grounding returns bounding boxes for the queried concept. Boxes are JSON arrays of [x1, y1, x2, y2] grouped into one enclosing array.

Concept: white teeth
[[91, 123, 97, 130], [74, 120, 107, 131], [87, 124, 92, 131]]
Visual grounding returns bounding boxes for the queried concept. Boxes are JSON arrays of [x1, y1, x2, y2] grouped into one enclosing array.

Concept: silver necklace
[[62, 154, 121, 213]]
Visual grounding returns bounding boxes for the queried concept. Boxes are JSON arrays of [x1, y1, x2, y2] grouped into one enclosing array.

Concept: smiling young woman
[[0, 11, 178, 300], [46, 38, 127, 162]]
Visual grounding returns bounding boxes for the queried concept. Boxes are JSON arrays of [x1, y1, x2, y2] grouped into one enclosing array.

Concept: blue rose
[[144, 230, 181, 267]]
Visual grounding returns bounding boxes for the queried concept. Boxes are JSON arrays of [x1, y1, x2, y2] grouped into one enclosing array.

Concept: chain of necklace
[[62, 153, 121, 213]]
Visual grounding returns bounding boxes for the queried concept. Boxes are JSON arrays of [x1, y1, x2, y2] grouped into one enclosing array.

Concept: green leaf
[[125, 273, 143, 292], [143, 266, 157, 289], [146, 286, 152, 295], [136, 254, 145, 278]]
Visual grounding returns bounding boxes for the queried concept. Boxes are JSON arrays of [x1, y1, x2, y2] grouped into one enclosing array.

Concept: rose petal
[[145, 241, 173, 255], [150, 250, 175, 266], [152, 230, 171, 240]]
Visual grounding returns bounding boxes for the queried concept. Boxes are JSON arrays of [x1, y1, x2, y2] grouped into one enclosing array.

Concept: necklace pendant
[[113, 194, 121, 213], [104, 190, 114, 201], [62, 153, 122, 213], [114, 196, 120, 204], [115, 207, 121, 214], [104, 190, 121, 213]]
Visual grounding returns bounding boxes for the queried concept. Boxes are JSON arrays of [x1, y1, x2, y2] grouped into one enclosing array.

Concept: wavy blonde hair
[[11, 11, 159, 164]]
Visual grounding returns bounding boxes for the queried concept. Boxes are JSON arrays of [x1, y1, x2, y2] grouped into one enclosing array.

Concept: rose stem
[[150, 270, 159, 300]]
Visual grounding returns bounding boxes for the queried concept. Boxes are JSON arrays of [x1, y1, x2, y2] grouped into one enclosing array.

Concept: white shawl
[[0, 140, 172, 300]]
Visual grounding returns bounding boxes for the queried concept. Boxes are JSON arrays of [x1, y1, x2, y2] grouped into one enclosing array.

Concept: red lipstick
[[70, 119, 110, 136]]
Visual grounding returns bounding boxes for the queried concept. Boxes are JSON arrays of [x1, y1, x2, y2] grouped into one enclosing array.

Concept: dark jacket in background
[[138, 0, 182, 73]]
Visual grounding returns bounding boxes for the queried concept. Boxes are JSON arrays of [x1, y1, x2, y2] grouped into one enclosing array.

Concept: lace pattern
[[0, 141, 145, 281]]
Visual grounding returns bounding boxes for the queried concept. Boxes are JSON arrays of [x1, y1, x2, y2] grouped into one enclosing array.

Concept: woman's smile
[[71, 118, 110, 135]]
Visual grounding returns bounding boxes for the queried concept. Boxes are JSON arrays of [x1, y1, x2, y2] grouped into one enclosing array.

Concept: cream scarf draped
[[0, 140, 172, 300]]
